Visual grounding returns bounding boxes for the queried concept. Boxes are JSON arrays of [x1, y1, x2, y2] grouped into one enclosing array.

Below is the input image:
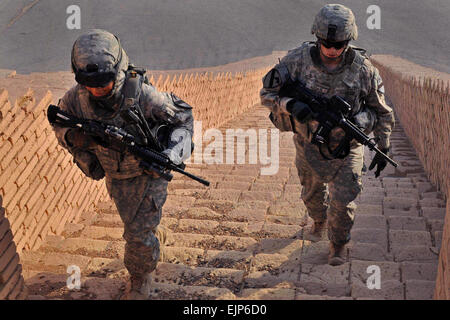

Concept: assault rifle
[[47, 105, 210, 186], [280, 80, 398, 168]]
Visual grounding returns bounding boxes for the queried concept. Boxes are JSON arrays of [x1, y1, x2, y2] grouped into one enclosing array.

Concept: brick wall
[[148, 68, 269, 130], [0, 195, 27, 299], [371, 55, 450, 299], [0, 88, 109, 254]]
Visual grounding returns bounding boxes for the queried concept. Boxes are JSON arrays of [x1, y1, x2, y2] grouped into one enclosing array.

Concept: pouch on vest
[[73, 150, 105, 180], [269, 104, 294, 132]]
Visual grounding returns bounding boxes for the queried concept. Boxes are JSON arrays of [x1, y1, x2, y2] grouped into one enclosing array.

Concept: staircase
[[19, 105, 446, 300]]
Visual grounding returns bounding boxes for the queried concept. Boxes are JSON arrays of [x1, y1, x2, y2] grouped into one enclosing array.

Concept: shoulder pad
[[171, 93, 192, 109], [350, 46, 370, 59], [263, 63, 292, 89]]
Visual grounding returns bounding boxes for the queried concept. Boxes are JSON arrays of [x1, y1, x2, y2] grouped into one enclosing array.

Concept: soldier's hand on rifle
[[65, 128, 96, 149], [287, 100, 313, 123], [369, 148, 389, 178], [162, 148, 183, 165]]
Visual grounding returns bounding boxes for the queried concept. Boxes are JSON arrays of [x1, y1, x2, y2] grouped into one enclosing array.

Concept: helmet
[[311, 4, 358, 42], [71, 29, 129, 104]]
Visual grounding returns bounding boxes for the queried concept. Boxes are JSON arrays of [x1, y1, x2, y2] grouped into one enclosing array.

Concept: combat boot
[[121, 273, 153, 300], [304, 220, 328, 242], [328, 241, 346, 266]]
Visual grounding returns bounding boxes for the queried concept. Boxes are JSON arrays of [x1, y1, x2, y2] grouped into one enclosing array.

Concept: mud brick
[[160, 217, 178, 230], [257, 239, 304, 257], [388, 216, 427, 231], [353, 215, 386, 229], [151, 282, 236, 300], [155, 262, 244, 291], [435, 231, 443, 250], [362, 187, 385, 195], [405, 280, 435, 300], [426, 219, 444, 235], [240, 191, 280, 202], [222, 175, 255, 183], [261, 223, 302, 239], [204, 250, 251, 270], [355, 204, 382, 215], [251, 253, 297, 274], [0, 218, 11, 240], [80, 226, 123, 240], [255, 173, 288, 183], [0, 231, 13, 256], [227, 208, 265, 222], [348, 242, 392, 261], [383, 197, 417, 211], [351, 279, 403, 300], [207, 189, 241, 201], [250, 182, 284, 193], [415, 182, 435, 194], [161, 246, 204, 266], [268, 202, 307, 217], [284, 184, 302, 193], [420, 198, 445, 208], [389, 230, 432, 251], [351, 228, 388, 251], [384, 208, 419, 217], [207, 235, 257, 252], [240, 288, 296, 300], [401, 262, 438, 281], [178, 219, 219, 234], [216, 181, 251, 191], [0, 243, 17, 274], [0, 253, 19, 283], [166, 233, 214, 248], [299, 263, 350, 297], [0, 264, 22, 299], [244, 270, 298, 288], [6, 276, 24, 300], [385, 188, 419, 199], [231, 167, 260, 176], [185, 207, 223, 220], [266, 215, 307, 226], [393, 245, 440, 262], [300, 241, 330, 265], [357, 194, 384, 205]]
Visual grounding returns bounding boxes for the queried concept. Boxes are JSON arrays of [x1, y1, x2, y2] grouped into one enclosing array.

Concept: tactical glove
[[369, 148, 389, 178], [162, 148, 183, 165], [287, 100, 313, 123], [65, 128, 96, 149]]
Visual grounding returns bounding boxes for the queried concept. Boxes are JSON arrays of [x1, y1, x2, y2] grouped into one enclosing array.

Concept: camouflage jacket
[[260, 42, 395, 151], [52, 83, 194, 180]]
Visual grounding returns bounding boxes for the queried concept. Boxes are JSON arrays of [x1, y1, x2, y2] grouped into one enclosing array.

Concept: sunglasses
[[319, 39, 349, 50]]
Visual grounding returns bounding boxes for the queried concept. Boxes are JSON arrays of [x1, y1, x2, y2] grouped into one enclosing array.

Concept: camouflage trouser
[[294, 137, 364, 245], [105, 174, 168, 278]]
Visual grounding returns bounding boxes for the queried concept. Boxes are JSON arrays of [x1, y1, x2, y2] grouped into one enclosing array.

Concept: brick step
[[153, 262, 244, 293], [148, 282, 237, 300], [38, 236, 124, 259], [167, 233, 258, 252]]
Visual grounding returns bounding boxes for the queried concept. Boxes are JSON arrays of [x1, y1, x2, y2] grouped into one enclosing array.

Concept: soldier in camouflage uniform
[[260, 4, 394, 265], [51, 30, 194, 298]]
